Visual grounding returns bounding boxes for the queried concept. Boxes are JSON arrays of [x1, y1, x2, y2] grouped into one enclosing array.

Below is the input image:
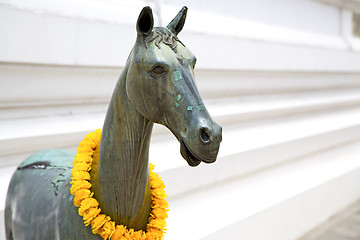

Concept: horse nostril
[[200, 127, 211, 144]]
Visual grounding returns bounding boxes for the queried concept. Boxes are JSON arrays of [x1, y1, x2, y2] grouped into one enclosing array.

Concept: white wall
[[1, 0, 360, 239]]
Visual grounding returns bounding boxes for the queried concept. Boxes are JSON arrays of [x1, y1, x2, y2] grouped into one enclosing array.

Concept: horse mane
[[145, 28, 185, 53]]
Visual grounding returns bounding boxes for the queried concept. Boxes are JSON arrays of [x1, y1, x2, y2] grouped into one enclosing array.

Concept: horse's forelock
[[144, 28, 185, 53]]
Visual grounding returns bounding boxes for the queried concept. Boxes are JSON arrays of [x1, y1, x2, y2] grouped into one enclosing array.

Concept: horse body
[[5, 6, 222, 239], [5, 149, 100, 239]]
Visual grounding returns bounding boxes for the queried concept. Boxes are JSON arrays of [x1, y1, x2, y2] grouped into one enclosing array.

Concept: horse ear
[[136, 6, 154, 36], [167, 6, 188, 36]]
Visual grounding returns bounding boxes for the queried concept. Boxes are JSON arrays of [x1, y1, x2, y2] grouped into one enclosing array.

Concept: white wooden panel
[[166, 140, 360, 240]]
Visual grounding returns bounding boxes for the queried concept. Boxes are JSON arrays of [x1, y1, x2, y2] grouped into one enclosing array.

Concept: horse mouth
[[180, 141, 215, 167]]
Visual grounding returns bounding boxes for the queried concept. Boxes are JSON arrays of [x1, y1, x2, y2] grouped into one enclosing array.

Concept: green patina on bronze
[[197, 105, 205, 111], [173, 71, 183, 81], [5, 6, 222, 240]]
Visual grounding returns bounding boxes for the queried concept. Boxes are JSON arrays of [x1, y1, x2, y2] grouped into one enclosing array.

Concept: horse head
[[126, 6, 222, 167]]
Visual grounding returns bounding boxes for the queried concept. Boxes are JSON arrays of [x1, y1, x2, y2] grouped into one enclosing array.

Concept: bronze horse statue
[[5, 6, 222, 239]]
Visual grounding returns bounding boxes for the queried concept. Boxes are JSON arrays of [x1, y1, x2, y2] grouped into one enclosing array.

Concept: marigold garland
[[70, 129, 169, 240]]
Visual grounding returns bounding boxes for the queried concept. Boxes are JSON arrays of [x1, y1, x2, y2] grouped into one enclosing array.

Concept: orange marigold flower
[[71, 130, 168, 240], [77, 149, 94, 156], [150, 208, 168, 219], [149, 171, 159, 181], [74, 189, 92, 207], [74, 154, 92, 164], [122, 229, 134, 239], [123, 232, 131, 239], [77, 141, 95, 153], [70, 180, 91, 195], [147, 218, 166, 230], [73, 162, 92, 172], [111, 225, 127, 240], [149, 163, 155, 171], [150, 179, 165, 189], [145, 234, 155, 240], [83, 207, 101, 226], [152, 198, 169, 209], [71, 170, 91, 181], [146, 229, 164, 239], [131, 231, 143, 240], [151, 188, 166, 199], [92, 214, 111, 234], [79, 197, 99, 215], [99, 220, 116, 239]]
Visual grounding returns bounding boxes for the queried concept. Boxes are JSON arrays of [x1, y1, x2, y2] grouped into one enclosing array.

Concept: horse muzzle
[[179, 121, 222, 167]]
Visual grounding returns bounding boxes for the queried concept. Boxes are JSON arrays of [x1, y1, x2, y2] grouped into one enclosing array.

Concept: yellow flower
[[145, 234, 154, 240], [149, 171, 159, 181], [73, 162, 92, 172], [131, 231, 143, 240], [150, 178, 165, 189], [77, 145, 95, 155], [152, 198, 169, 209], [83, 207, 101, 226], [149, 163, 155, 171], [74, 189, 92, 207], [70, 130, 168, 240], [99, 220, 116, 239], [146, 229, 164, 239], [70, 180, 91, 195], [151, 188, 166, 199], [71, 170, 91, 181], [79, 197, 99, 214], [147, 218, 166, 230], [111, 225, 127, 240], [122, 232, 131, 239], [74, 154, 92, 164], [92, 214, 111, 234], [150, 208, 168, 219]]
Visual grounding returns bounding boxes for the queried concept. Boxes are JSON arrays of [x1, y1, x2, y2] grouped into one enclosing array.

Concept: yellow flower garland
[[70, 129, 169, 240]]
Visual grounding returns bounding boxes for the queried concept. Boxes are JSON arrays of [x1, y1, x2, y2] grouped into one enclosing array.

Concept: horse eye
[[150, 65, 167, 76]]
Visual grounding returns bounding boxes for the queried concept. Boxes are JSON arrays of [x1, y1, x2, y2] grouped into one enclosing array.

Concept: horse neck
[[93, 65, 153, 231]]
